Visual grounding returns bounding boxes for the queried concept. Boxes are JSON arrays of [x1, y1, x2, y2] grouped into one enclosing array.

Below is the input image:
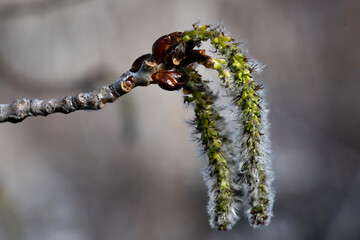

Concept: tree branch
[[0, 24, 275, 231], [0, 58, 163, 123]]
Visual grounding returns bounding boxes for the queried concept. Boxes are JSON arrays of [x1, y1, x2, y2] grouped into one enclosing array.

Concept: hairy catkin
[[213, 33, 274, 227], [182, 24, 274, 227], [183, 68, 238, 231]]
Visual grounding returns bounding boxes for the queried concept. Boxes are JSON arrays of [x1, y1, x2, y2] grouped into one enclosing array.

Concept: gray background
[[0, 0, 359, 239]]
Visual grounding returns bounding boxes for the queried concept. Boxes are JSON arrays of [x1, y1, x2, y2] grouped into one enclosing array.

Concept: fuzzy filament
[[182, 25, 274, 227], [183, 67, 238, 231]]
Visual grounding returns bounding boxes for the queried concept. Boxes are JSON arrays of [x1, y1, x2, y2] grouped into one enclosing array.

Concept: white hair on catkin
[[181, 23, 275, 229], [201, 165, 239, 230], [238, 88, 274, 227]]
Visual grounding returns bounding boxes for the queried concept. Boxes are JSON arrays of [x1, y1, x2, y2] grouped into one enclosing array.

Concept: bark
[[0, 59, 163, 123]]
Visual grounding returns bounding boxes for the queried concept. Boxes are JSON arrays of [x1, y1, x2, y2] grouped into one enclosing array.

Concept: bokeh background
[[0, 0, 359, 239]]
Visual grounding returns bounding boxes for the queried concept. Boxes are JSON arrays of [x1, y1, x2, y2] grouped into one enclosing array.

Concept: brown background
[[0, 0, 359, 239]]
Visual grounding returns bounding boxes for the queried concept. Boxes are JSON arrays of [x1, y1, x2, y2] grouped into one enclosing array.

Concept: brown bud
[[180, 49, 213, 68], [152, 32, 182, 63], [151, 71, 189, 91], [130, 54, 151, 73]]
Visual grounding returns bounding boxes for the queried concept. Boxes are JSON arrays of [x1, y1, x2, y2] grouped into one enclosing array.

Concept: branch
[[0, 24, 275, 231], [0, 57, 163, 123]]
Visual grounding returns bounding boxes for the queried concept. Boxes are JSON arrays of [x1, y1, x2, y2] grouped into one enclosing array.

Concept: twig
[[0, 24, 275, 231], [0, 57, 163, 123]]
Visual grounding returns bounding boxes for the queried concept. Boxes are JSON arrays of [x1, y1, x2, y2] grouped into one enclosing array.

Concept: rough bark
[[0, 59, 163, 123]]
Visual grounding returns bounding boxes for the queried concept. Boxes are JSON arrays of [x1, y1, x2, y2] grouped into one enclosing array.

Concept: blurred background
[[0, 0, 359, 239]]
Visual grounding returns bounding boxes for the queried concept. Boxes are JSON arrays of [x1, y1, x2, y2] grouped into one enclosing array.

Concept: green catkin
[[183, 67, 238, 231], [182, 24, 274, 227]]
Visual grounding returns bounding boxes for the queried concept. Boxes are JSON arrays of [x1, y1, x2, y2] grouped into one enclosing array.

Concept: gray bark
[[0, 59, 163, 123]]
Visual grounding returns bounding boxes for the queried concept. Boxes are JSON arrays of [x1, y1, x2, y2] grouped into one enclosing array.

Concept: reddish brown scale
[[152, 32, 182, 63], [179, 49, 213, 68], [150, 31, 214, 92], [151, 71, 189, 91], [130, 54, 151, 73]]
